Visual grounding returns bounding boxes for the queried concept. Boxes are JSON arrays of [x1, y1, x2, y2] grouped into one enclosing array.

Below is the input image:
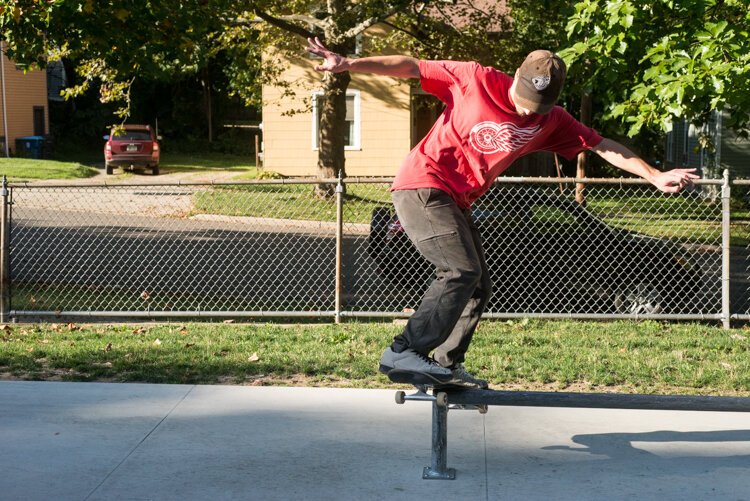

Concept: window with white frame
[[312, 90, 361, 150]]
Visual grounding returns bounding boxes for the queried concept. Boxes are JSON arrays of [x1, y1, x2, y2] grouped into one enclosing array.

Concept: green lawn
[[159, 152, 257, 172], [0, 158, 99, 182], [1, 320, 749, 396], [191, 182, 392, 225]]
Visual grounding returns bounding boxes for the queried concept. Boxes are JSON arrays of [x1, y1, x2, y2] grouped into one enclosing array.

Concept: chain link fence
[[1, 175, 746, 325]]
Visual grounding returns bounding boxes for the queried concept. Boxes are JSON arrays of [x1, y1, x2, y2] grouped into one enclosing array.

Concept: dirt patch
[[29, 166, 247, 186]]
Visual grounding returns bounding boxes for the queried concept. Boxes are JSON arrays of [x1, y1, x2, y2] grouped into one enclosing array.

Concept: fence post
[[334, 174, 344, 324], [0, 175, 9, 323], [721, 169, 731, 329]]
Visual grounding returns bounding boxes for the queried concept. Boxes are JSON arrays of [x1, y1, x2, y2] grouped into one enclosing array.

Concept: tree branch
[[378, 19, 421, 40], [251, 11, 320, 39], [342, 7, 400, 39], [378, 19, 444, 54]]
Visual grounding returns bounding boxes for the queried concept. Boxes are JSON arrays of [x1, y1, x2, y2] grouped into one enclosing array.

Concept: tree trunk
[[575, 90, 592, 206], [202, 66, 213, 144], [315, 65, 351, 198]]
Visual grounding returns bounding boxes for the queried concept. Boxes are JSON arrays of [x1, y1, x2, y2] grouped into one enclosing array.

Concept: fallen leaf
[[132, 327, 145, 335], [67, 323, 80, 331], [179, 326, 188, 335], [0, 325, 11, 332], [184, 343, 195, 348], [140, 291, 151, 300], [104, 342, 112, 352], [248, 353, 259, 362], [731, 334, 746, 341], [153, 338, 162, 346], [223, 319, 235, 324]]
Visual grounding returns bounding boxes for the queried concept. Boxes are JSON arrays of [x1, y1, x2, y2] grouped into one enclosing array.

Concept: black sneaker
[[450, 364, 489, 389], [379, 347, 453, 382]]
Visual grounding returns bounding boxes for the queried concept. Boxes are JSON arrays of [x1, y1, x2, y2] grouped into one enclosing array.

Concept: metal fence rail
[[1, 173, 746, 326]]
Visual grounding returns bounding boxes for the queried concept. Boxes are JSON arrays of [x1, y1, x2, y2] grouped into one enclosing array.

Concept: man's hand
[[650, 168, 700, 194], [306, 37, 349, 73]]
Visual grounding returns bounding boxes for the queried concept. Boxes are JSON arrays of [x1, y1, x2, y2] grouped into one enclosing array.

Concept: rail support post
[[422, 400, 455, 480]]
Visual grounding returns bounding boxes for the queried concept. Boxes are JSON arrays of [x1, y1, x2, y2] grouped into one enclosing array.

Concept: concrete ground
[[2, 381, 750, 501]]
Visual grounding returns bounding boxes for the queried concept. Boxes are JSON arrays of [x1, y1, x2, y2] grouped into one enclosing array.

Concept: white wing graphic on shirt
[[468, 122, 541, 154]]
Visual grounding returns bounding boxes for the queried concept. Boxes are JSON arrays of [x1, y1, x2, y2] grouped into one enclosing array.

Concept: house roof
[[425, 0, 507, 33]]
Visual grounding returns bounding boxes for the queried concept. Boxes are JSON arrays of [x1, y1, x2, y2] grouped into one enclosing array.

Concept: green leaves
[[1, 0, 240, 120], [563, 0, 750, 139]]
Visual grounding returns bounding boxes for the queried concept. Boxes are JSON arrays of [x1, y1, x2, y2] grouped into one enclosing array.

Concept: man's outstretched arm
[[306, 37, 419, 78], [592, 138, 699, 194]]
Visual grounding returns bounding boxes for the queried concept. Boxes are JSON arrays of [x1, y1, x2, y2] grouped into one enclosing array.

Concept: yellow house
[[0, 41, 49, 156], [262, 37, 426, 178]]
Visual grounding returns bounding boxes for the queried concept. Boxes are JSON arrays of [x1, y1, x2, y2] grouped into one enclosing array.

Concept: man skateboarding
[[306, 37, 697, 389]]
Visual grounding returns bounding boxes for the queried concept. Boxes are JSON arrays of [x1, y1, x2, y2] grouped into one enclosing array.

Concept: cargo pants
[[389, 188, 492, 368]]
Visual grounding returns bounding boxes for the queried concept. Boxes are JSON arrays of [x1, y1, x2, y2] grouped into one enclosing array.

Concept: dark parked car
[[104, 124, 161, 175], [368, 187, 709, 315]]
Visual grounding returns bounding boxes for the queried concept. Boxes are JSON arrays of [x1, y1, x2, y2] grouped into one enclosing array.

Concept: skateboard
[[388, 369, 488, 413]]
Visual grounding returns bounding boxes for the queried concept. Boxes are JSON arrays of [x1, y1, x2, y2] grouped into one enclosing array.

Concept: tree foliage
[[560, 0, 750, 139], [1, 0, 238, 117]]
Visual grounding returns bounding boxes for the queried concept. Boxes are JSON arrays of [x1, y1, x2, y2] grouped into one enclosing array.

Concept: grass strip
[[1, 320, 749, 396], [0, 158, 99, 181]]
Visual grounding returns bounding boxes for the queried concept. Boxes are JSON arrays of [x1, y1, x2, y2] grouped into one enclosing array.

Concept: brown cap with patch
[[515, 50, 566, 115]]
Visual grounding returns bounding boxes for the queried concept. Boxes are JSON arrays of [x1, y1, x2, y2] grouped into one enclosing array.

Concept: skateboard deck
[[385, 368, 469, 390]]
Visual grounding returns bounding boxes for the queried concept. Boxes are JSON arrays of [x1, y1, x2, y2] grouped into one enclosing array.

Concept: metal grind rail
[[396, 387, 750, 480]]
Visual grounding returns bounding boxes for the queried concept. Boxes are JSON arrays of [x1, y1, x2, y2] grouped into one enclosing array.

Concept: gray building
[[665, 111, 750, 179]]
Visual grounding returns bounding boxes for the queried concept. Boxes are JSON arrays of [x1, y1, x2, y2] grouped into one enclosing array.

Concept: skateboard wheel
[[395, 390, 406, 404], [436, 392, 448, 407]]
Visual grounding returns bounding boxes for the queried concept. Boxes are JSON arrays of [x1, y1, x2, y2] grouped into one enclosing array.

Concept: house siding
[[666, 111, 750, 179], [0, 44, 49, 154], [262, 51, 411, 177], [720, 110, 750, 178]]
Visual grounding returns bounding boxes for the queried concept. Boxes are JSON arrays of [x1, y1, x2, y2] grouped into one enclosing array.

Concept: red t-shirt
[[392, 60, 603, 208]]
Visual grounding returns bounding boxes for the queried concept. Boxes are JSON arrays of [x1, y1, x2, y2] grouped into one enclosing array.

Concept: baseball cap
[[514, 50, 566, 114]]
